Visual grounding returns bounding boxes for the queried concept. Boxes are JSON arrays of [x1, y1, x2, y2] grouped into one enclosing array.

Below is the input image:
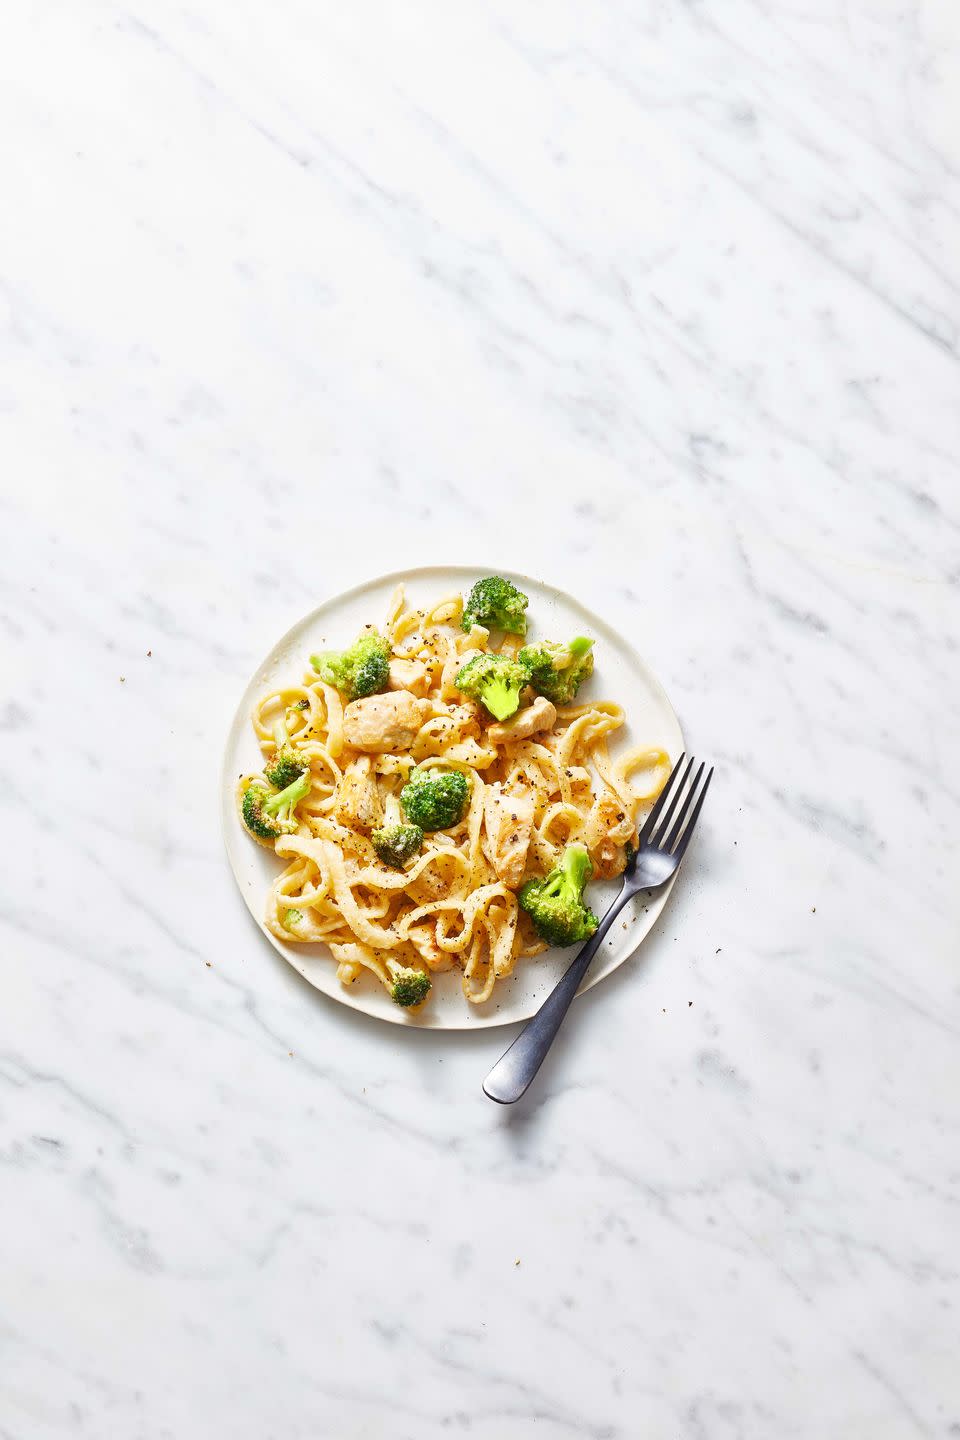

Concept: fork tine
[[635, 752, 686, 848], [645, 754, 695, 848], [670, 766, 713, 858], [663, 761, 705, 851]]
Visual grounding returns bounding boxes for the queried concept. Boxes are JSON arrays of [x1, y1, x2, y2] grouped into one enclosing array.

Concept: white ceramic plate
[[221, 566, 683, 1030]]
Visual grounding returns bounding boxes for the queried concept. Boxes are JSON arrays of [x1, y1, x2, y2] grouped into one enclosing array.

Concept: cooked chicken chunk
[[342, 691, 431, 753], [483, 784, 535, 888], [487, 696, 557, 746], [333, 755, 383, 831], [405, 923, 454, 971], [388, 658, 430, 697], [584, 792, 632, 879]]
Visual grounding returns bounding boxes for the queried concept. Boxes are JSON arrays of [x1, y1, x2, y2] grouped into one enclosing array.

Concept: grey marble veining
[[2, 2, 959, 1436]]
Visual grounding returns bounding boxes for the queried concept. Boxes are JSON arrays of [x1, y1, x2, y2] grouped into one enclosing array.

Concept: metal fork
[[483, 754, 712, 1104]]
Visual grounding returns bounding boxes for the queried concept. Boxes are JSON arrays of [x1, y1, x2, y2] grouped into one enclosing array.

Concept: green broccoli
[[518, 842, 599, 947], [454, 652, 531, 721], [372, 795, 424, 869], [462, 576, 529, 636], [518, 636, 594, 706], [240, 772, 311, 841], [264, 717, 310, 790], [282, 908, 305, 932], [386, 960, 432, 1008], [400, 766, 471, 831], [310, 628, 390, 700]]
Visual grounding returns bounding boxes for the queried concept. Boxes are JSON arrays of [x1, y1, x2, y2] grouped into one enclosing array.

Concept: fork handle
[[482, 889, 633, 1104]]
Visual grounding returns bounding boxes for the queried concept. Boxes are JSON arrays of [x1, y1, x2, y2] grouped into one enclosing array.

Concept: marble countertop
[[3, 3, 959, 1436]]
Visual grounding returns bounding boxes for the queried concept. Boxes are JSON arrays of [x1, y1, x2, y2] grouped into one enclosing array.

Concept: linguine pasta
[[239, 585, 670, 1007]]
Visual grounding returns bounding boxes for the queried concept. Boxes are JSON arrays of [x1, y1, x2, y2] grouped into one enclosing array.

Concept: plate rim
[[220, 563, 684, 1031]]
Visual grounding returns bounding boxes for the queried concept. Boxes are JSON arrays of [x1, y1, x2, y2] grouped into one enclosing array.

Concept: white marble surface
[[3, 2, 959, 1436]]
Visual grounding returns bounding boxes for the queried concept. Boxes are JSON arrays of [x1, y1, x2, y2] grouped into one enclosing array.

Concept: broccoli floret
[[372, 794, 424, 868], [518, 636, 594, 706], [400, 766, 471, 831], [310, 629, 390, 700], [386, 961, 432, 1008], [264, 718, 310, 790], [372, 824, 423, 868], [240, 772, 311, 841], [282, 908, 305, 931], [454, 652, 531, 721], [266, 745, 309, 789], [462, 576, 529, 636], [518, 842, 599, 947]]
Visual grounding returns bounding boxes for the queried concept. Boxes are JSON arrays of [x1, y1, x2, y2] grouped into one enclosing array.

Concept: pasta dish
[[237, 576, 670, 1011]]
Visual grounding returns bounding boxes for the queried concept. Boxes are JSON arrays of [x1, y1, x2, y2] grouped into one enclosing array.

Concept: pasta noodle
[[241, 584, 670, 1008]]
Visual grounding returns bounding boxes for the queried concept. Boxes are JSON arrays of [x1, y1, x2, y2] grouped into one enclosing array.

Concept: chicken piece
[[584, 792, 632, 879], [333, 755, 383, 831], [487, 695, 557, 746], [388, 658, 431, 698], [342, 691, 431, 753], [483, 784, 535, 889], [405, 924, 454, 972]]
